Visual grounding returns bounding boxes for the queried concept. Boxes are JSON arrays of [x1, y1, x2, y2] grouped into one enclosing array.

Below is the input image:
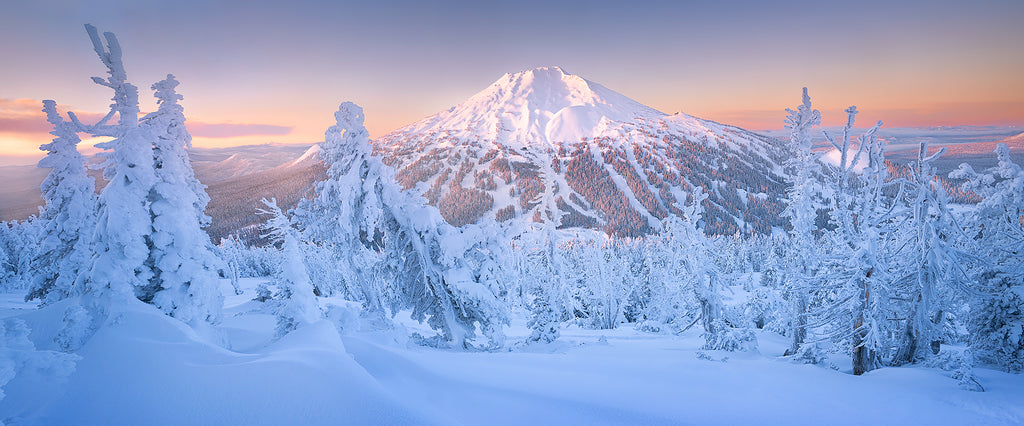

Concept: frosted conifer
[[143, 74, 223, 325], [79, 24, 156, 302], [260, 199, 320, 337], [295, 102, 507, 348], [26, 101, 97, 304], [781, 88, 821, 357]]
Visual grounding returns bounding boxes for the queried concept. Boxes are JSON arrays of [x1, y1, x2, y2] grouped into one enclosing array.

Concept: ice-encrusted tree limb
[[75, 24, 140, 136]]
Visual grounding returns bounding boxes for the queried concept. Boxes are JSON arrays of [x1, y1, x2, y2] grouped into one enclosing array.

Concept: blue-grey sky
[[2, 0, 1022, 161]]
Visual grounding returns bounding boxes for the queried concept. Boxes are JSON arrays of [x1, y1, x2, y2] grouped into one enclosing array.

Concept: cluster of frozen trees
[[0, 25, 225, 331], [485, 89, 1022, 378], [774, 89, 1023, 378], [0, 25, 231, 401], [261, 102, 509, 349], [1, 27, 1020, 391]]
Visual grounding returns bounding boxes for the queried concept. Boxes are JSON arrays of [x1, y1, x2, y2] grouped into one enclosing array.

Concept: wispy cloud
[[0, 98, 292, 138], [187, 123, 292, 138]]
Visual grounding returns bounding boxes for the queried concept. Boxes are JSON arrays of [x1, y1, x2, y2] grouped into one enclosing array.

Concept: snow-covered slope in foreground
[[374, 67, 791, 236], [2, 279, 1022, 425]]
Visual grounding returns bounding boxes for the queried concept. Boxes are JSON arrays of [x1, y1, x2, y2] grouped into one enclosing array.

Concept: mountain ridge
[[373, 66, 792, 236]]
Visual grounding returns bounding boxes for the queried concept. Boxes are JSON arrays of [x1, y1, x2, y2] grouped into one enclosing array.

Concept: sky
[[1, 0, 1022, 165]]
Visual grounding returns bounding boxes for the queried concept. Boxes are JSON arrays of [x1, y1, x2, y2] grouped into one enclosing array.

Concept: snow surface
[[1, 278, 1022, 425]]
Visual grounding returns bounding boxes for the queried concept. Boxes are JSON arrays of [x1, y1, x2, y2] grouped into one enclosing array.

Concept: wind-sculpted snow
[[374, 67, 792, 236]]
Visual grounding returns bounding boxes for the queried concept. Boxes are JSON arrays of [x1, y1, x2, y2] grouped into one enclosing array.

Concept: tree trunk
[[784, 292, 807, 357], [852, 268, 875, 375]]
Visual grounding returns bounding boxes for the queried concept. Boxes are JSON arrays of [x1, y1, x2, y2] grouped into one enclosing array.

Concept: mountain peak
[[399, 66, 665, 148], [374, 67, 789, 237]]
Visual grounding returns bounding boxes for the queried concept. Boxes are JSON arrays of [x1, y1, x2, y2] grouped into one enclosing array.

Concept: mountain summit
[[399, 66, 664, 148], [375, 67, 791, 237]]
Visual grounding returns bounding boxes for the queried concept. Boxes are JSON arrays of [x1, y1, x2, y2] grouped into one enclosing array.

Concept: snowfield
[[1, 278, 1021, 425]]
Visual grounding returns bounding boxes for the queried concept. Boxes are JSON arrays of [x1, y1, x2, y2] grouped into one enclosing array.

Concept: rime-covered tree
[[811, 106, 891, 374], [142, 74, 223, 325], [781, 88, 821, 356], [528, 291, 560, 343], [294, 102, 384, 308], [295, 102, 507, 348], [216, 235, 245, 296], [260, 199, 320, 337], [663, 187, 753, 350], [25, 100, 97, 304], [77, 24, 157, 302], [950, 143, 1023, 371], [890, 142, 973, 366], [576, 238, 627, 330], [54, 25, 223, 327], [2, 220, 42, 292], [0, 225, 14, 290]]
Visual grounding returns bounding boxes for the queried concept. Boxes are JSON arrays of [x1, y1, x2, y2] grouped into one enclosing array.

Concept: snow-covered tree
[[514, 222, 576, 323], [216, 235, 244, 296], [39, 25, 225, 328], [295, 102, 507, 348], [968, 278, 1023, 372], [890, 142, 974, 366], [781, 88, 821, 356], [812, 106, 891, 374], [25, 100, 97, 305], [528, 291, 560, 344], [0, 224, 15, 290], [662, 187, 754, 351], [260, 199, 320, 338], [76, 24, 156, 303], [1, 220, 43, 293], [142, 74, 223, 325], [950, 143, 1024, 371], [294, 102, 385, 308]]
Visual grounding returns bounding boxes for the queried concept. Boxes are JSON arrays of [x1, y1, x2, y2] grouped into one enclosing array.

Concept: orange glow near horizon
[[2, 1, 1022, 165], [3, 94, 1023, 166]]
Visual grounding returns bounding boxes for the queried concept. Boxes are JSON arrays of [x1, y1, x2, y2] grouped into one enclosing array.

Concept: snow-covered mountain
[[373, 66, 791, 236]]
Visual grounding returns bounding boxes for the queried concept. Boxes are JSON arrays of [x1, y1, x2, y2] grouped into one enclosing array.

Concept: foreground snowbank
[[0, 280, 1021, 425]]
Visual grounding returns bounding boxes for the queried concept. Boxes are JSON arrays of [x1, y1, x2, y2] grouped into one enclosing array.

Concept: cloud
[[0, 98, 292, 139], [0, 98, 51, 134], [186, 123, 292, 138], [0, 98, 107, 134], [0, 116, 51, 134]]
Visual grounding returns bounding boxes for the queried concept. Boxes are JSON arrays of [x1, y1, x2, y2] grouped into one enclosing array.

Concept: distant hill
[[0, 143, 318, 244]]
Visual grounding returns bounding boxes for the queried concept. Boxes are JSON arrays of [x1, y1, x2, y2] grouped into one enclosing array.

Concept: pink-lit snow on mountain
[[373, 67, 791, 236], [395, 67, 666, 148]]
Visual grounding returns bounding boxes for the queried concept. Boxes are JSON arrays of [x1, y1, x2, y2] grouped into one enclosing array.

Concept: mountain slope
[[204, 145, 325, 243], [373, 67, 791, 236]]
